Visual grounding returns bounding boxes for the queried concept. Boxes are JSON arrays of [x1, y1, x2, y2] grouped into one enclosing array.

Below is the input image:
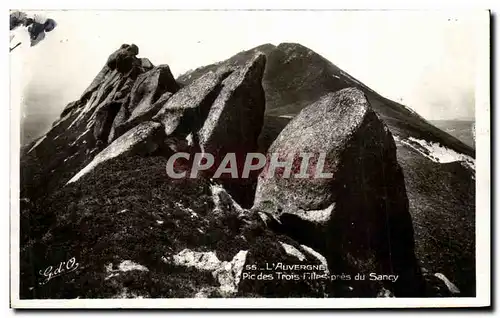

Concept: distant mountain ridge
[[178, 43, 474, 158]]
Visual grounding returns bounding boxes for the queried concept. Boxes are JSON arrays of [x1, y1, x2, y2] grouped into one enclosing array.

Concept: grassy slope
[[395, 142, 476, 296], [20, 155, 334, 299]]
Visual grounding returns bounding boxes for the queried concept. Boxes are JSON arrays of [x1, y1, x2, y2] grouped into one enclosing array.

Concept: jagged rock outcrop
[[21, 44, 158, 201], [59, 100, 79, 119], [108, 64, 180, 142], [152, 70, 232, 137], [254, 88, 423, 296], [106, 44, 140, 74], [68, 121, 164, 184], [128, 65, 179, 116]]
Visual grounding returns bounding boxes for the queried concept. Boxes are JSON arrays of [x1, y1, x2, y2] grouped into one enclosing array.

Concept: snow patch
[[214, 250, 247, 295], [117, 260, 149, 272], [104, 260, 149, 280], [397, 136, 475, 170], [185, 133, 194, 146], [173, 249, 220, 271], [171, 249, 248, 296], [279, 242, 306, 261]]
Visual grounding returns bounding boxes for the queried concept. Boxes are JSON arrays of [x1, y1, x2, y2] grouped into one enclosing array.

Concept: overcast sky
[[11, 10, 485, 142]]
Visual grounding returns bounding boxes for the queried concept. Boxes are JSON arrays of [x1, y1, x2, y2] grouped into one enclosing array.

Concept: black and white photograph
[[9, 8, 491, 309]]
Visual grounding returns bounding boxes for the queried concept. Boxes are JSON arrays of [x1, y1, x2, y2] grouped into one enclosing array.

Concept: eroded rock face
[[186, 54, 267, 207], [128, 65, 180, 117], [152, 70, 231, 138], [67, 121, 164, 184], [93, 101, 123, 144], [254, 88, 423, 296], [140, 58, 154, 71], [106, 64, 180, 142], [198, 53, 266, 159]]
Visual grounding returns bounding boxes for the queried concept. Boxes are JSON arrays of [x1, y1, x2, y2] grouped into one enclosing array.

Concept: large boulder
[[254, 88, 369, 213], [106, 44, 140, 74], [152, 69, 232, 138], [254, 87, 424, 297], [197, 53, 266, 160], [194, 53, 267, 207]]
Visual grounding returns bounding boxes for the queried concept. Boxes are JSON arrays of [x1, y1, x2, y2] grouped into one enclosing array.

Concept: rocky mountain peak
[[20, 43, 475, 299]]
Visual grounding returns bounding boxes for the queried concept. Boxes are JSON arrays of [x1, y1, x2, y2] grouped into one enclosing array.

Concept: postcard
[[10, 8, 491, 309]]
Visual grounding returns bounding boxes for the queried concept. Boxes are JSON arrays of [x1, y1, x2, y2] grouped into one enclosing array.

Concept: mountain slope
[[178, 43, 474, 157]]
